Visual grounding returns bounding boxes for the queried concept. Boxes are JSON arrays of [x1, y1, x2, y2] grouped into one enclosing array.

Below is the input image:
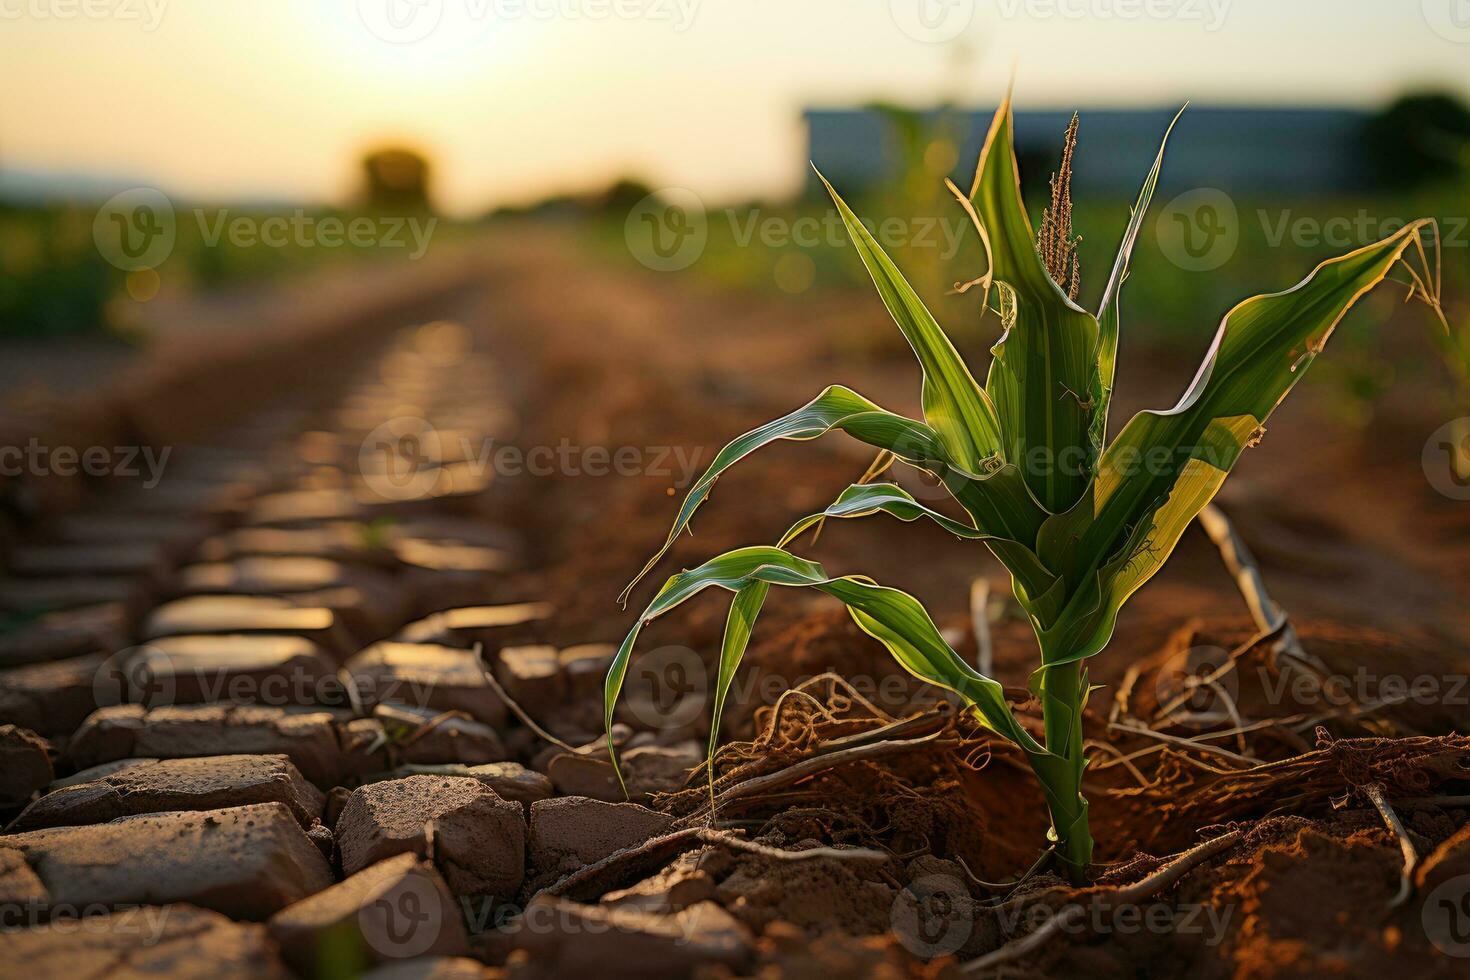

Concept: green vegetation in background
[[0, 146, 445, 339]]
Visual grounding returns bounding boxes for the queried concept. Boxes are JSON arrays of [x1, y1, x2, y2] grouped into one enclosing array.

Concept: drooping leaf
[[779, 480, 1001, 546], [620, 385, 950, 604], [970, 95, 1101, 513], [779, 480, 1056, 601], [605, 546, 1052, 793], [817, 169, 1004, 470], [705, 580, 769, 806], [1089, 107, 1185, 458], [1034, 221, 1438, 663]]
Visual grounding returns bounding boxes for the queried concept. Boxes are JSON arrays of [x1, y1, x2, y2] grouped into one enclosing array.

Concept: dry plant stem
[[1109, 664, 1142, 725], [712, 731, 948, 808], [473, 643, 581, 753], [1196, 504, 1340, 688], [1117, 735, 1470, 840], [960, 829, 1245, 974], [1108, 723, 1261, 766], [816, 705, 951, 752], [544, 827, 887, 901], [1363, 781, 1419, 908], [712, 834, 888, 864]]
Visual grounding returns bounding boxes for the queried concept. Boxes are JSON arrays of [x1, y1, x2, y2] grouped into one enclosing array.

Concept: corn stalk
[[607, 90, 1443, 883]]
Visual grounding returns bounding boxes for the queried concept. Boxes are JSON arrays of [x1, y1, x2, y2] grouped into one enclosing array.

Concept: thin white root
[[1364, 781, 1419, 908]]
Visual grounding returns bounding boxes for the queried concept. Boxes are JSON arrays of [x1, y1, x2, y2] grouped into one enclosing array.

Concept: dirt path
[[2, 226, 1467, 977]]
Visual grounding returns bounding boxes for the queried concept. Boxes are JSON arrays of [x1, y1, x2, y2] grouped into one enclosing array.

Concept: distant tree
[[596, 178, 656, 215], [360, 147, 434, 213], [1361, 93, 1470, 188]]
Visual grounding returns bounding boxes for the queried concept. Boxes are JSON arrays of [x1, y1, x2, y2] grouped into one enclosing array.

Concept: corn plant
[[605, 94, 1442, 882]]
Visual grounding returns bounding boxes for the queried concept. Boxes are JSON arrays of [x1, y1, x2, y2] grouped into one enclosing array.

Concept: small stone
[[395, 603, 553, 647], [0, 843, 49, 913], [142, 596, 352, 660], [49, 757, 155, 789], [337, 775, 526, 902], [393, 538, 514, 573], [511, 897, 753, 977], [558, 643, 617, 700], [0, 603, 126, 669], [199, 523, 392, 567], [306, 820, 334, 860], [68, 703, 346, 788], [621, 744, 701, 797], [4, 904, 291, 978], [0, 653, 118, 736], [529, 797, 674, 879], [377, 702, 509, 765], [0, 725, 52, 811], [3, 802, 333, 920], [495, 645, 564, 716], [383, 762, 553, 808], [293, 584, 410, 645], [13, 754, 324, 831], [545, 753, 624, 803], [175, 556, 352, 595], [325, 786, 352, 829], [122, 634, 340, 708], [346, 642, 506, 728], [247, 489, 363, 526], [268, 853, 470, 972]]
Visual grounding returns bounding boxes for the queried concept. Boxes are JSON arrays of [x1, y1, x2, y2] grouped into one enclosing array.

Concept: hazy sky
[[1, 0, 1465, 213]]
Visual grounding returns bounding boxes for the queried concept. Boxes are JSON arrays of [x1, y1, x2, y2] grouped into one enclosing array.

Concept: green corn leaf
[[970, 95, 1100, 513], [779, 480, 1002, 546], [779, 474, 1045, 546], [816, 169, 1004, 470], [620, 385, 951, 605], [605, 545, 1051, 794], [780, 480, 1057, 601], [705, 579, 770, 807], [1089, 107, 1184, 459], [1034, 221, 1438, 664]]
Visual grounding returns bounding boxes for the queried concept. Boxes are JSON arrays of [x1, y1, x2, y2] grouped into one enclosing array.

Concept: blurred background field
[[1, 1, 1467, 420]]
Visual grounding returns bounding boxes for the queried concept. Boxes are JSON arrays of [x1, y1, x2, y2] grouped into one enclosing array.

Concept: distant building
[[804, 106, 1373, 196]]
